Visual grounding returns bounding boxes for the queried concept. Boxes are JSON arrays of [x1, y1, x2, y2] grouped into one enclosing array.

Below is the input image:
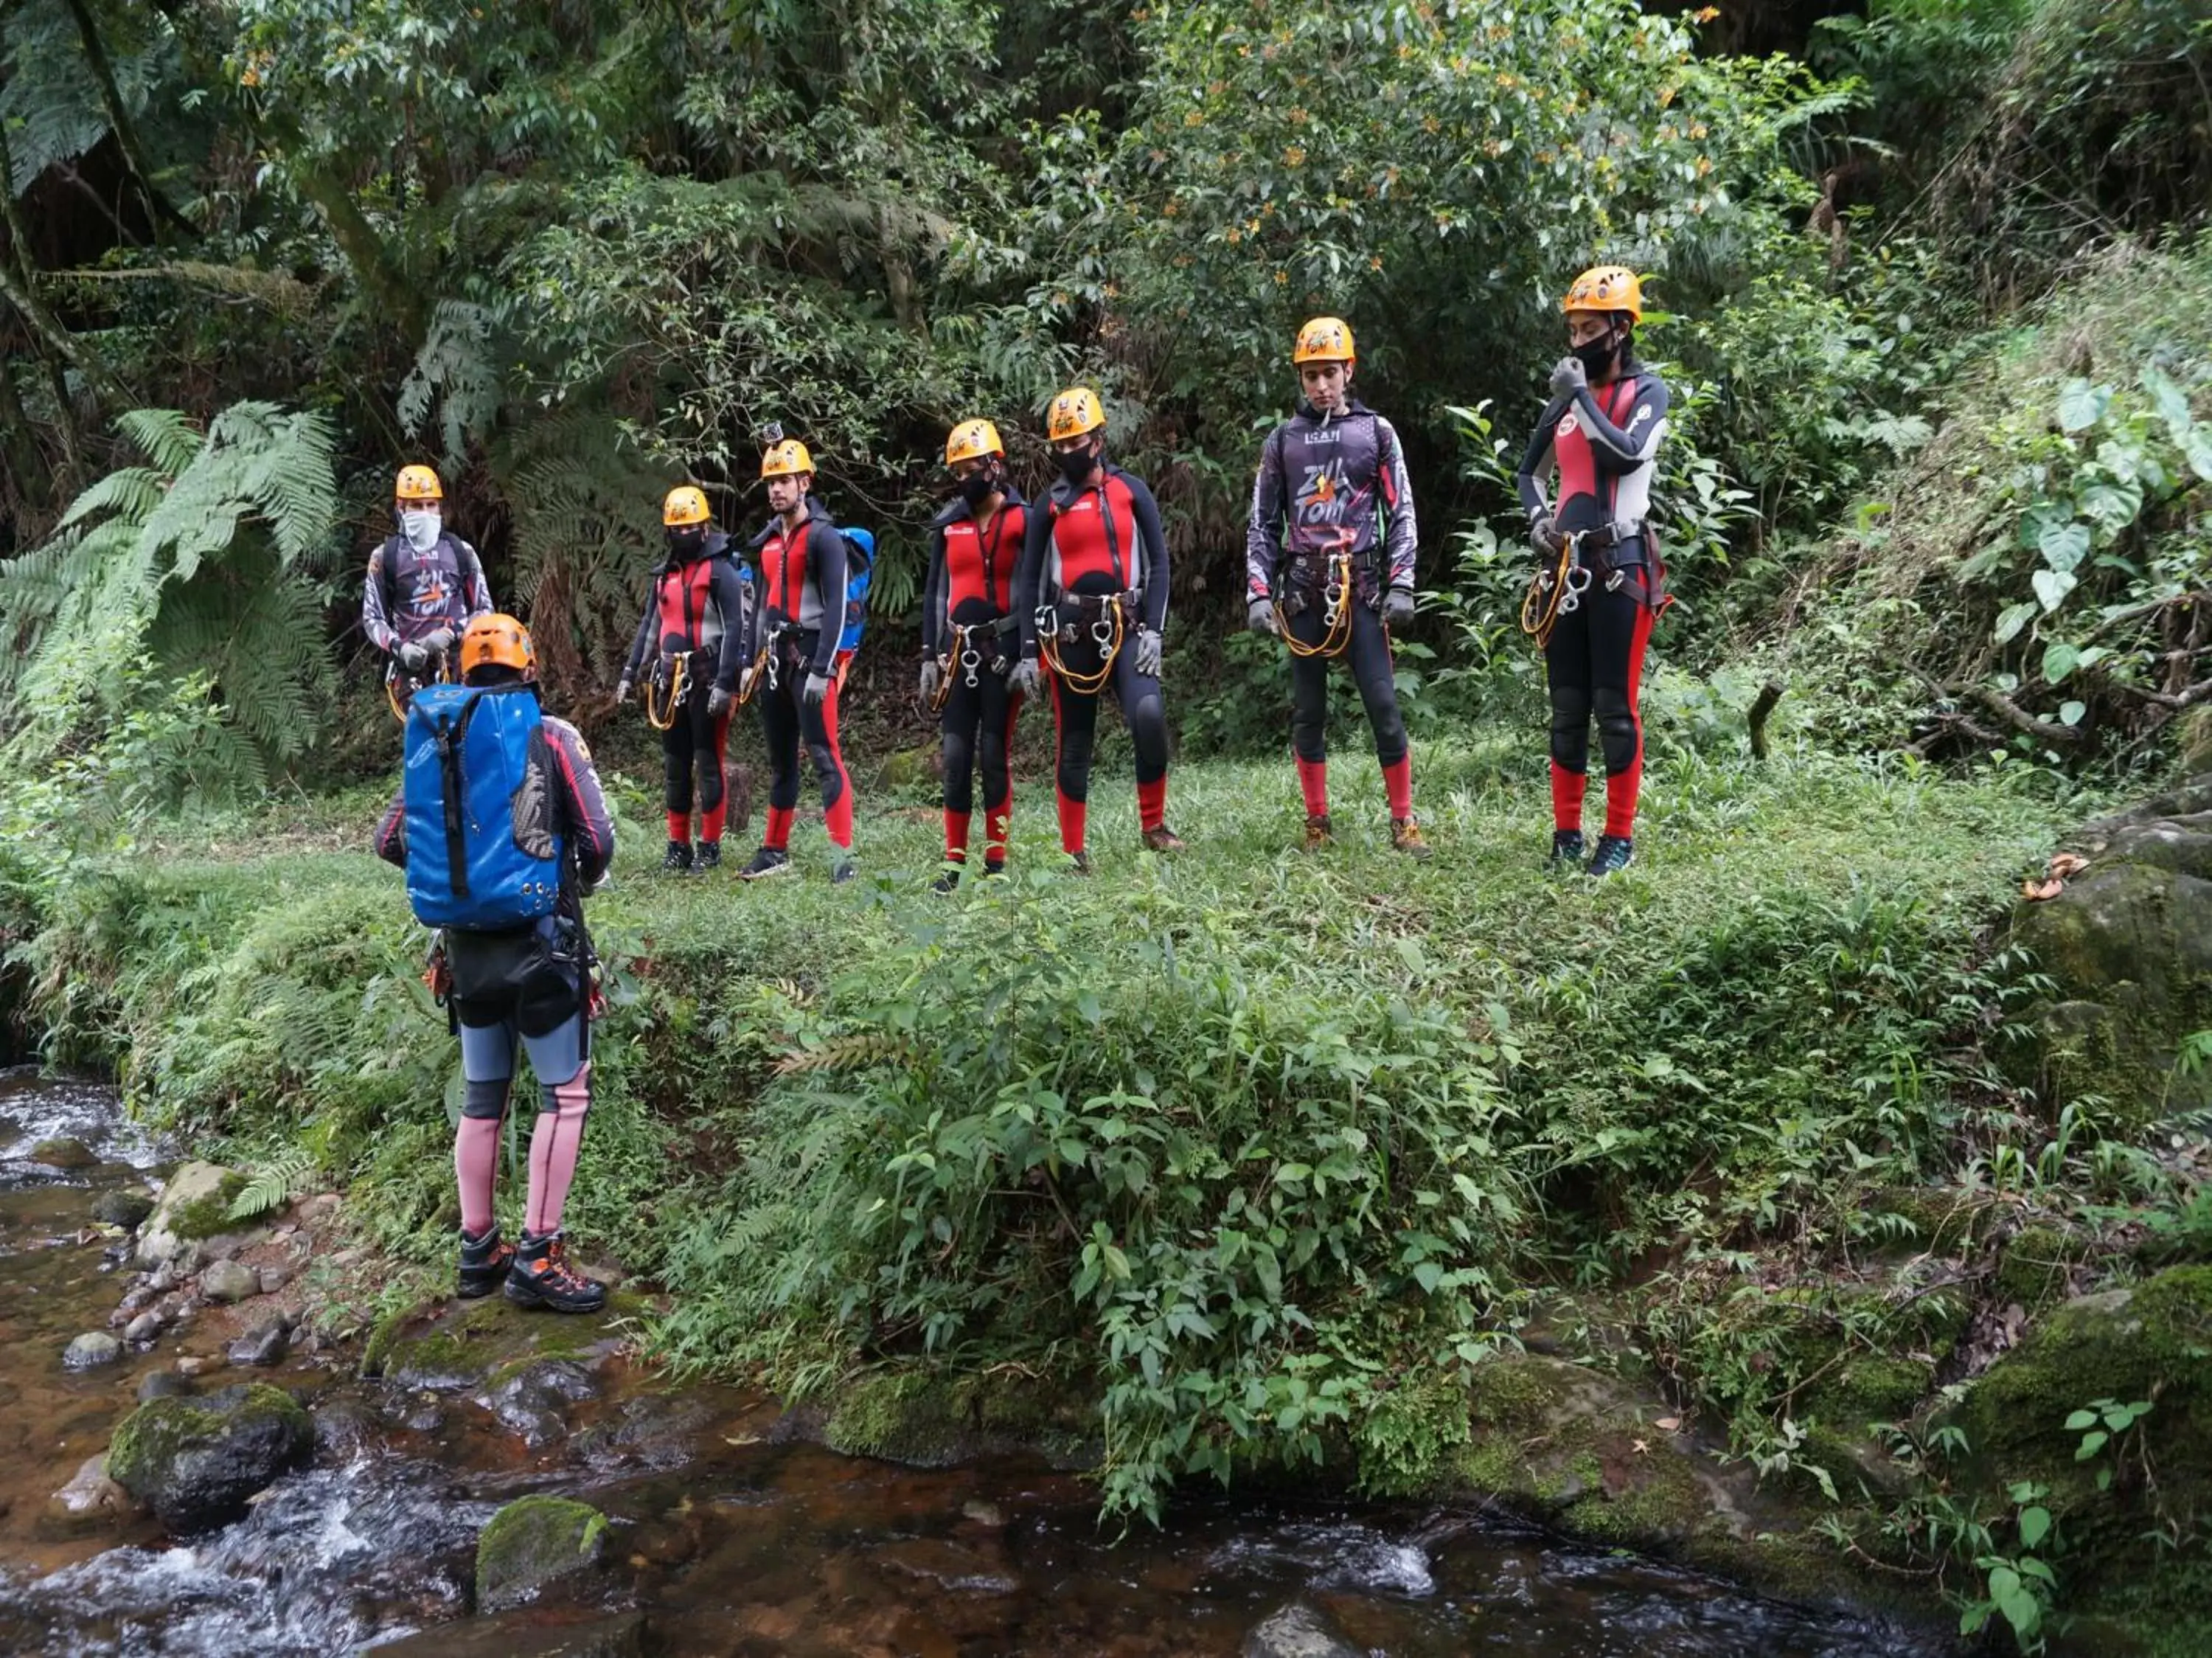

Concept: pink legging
[[454, 1064, 592, 1238]]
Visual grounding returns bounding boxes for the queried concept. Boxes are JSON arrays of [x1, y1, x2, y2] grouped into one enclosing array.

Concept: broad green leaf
[[2037, 518, 2090, 574], [2041, 641, 2080, 684], [2185, 428, 2212, 484], [2017, 1506, 2051, 1550], [2059, 700, 2087, 727], [2032, 569, 2077, 614], [2140, 364, 2194, 438], [2056, 378, 2112, 433], [1993, 601, 2037, 645], [2076, 478, 2144, 536]]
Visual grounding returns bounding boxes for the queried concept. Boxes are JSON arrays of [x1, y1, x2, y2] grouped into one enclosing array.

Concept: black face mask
[[1573, 332, 1620, 379], [1056, 445, 1097, 485], [666, 527, 706, 561], [958, 470, 998, 507]]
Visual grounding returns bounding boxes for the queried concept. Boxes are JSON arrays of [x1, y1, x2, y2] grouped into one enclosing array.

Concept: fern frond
[[775, 1033, 911, 1075]]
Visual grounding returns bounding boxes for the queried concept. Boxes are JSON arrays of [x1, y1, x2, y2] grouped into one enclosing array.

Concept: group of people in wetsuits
[[363, 266, 1670, 1307]]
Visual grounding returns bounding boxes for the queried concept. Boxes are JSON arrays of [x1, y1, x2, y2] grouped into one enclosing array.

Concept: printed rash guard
[[1245, 399, 1418, 604]]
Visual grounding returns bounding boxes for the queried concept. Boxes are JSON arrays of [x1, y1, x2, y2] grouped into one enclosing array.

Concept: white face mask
[[400, 509, 442, 552]]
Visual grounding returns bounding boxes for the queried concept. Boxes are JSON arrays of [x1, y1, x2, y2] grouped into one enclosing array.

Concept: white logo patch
[[1558, 412, 1581, 439]]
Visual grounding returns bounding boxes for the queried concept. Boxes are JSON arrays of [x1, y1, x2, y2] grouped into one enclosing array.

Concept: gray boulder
[[105, 1381, 313, 1532]]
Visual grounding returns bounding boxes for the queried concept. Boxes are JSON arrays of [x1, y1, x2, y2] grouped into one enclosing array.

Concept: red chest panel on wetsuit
[[1552, 381, 1638, 518], [762, 523, 813, 617], [945, 504, 1026, 619], [654, 559, 717, 648], [1050, 477, 1138, 594]]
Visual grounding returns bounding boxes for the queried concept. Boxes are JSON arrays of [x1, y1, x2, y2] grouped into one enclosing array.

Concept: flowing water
[[0, 1070, 1959, 1657]]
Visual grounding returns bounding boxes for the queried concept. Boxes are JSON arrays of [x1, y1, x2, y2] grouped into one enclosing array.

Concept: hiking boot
[[739, 845, 793, 881], [1391, 817, 1433, 860], [1302, 814, 1334, 851], [661, 840, 693, 874], [1064, 850, 1092, 875], [931, 861, 964, 895], [830, 855, 858, 885], [1549, 830, 1587, 869], [981, 860, 1006, 880], [456, 1224, 514, 1300], [692, 840, 721, 873], [504, 1231, 608, 1314], [1141, 825, 1186, 854], [1586, 834, 1635, 878]]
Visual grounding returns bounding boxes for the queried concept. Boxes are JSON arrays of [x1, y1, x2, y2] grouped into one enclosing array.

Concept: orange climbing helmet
[[394, 465, 444, 504], [1561, 265, 1644, 322], [663, 485, 711, 527], [459, 612, 535, 681], [1293, 316, 1355, 367], [945, 418, 1004, 467], [1046, 388, 1105, 442], [760, 438, 814, 479]]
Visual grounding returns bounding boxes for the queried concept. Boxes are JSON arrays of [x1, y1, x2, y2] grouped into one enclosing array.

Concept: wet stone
[[47, 1454, 132, 1524], [257, 1264, 291, 1294], [1242, 1601, 1363, 1658], [124, 1311, 162, 1344], [92, 1189, 156, 1229], [146, 1263, 178, 1294], [227, 1317, 290, 1368], [105, 1381, 313, 1533], [871, 1537, 1020, 1595], [137, 1370, 194, 1404], [479, 1359, 597, 1449], [476, 1494, 611, 1613], [63, 1331, 125, 1370], [200, 1259, 259, 1304], [175, 1353, 224, 1378], [29, 1137, 99, 1170]]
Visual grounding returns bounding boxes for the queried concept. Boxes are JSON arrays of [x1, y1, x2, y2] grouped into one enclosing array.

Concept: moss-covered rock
[[105, 1381, 313, 1532], [1994, 1222, 2089, 1308], [135, 1161, 253, 1268], [476, 1495, 610, 1612], [1865, 1185, 1999, 1255], [818, 1367, 1098, 1469], [361, 1291, 632, 1390], [1947, 1266, 2212, 1645]]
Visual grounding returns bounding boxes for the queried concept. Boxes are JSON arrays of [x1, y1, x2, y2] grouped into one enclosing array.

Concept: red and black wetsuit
[[924, 487, 1029, 869], [1245, 398, 1419, 822], [747, 496, 855, 854], [1012, 462, 1172, 856], [621, 531, 754, 847], [1516, 358, 1671, 840]]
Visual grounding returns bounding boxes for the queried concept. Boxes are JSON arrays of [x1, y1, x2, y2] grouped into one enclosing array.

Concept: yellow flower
[[1227, 228, 1242, 244], [1247, 217, 1262, 235], [1274, 269, 1288, 285], [1289, 106, 1307, 125], [1658, 86, 1677, 108], [1284, 145, 1306, 167], [1369, 254, 1383, 271], [1696, 156, 1713, 176], [1422, 115, 1440, 134], [1184, 111, 1205, 128], [1695, 6, 1721, 21], [1690, 122, 1708, 139]]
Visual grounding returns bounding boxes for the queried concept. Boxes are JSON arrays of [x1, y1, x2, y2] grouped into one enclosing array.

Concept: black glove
[[1382, 588, 1415, 628], [707, 685, 732, 718], [1528, 511, 1564, 558], [1247, 599, 1277, 636], [1549, 355, 1588, 399]]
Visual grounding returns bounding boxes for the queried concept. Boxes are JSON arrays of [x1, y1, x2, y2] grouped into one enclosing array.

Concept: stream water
[[0, 1069, 1959, 1656]]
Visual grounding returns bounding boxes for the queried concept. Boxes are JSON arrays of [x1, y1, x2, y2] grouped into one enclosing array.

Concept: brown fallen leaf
[[1655, 1415, 1681, 1432], [2023, 878, 2066, 901], [2048, 851, 2090, 878]]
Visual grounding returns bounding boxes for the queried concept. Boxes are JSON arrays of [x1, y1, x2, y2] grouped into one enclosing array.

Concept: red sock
[[1382, 754, 1413, 819], [1295, 755, 1329, 818], [666, 811, 690, 843], [984, 799, 1009, 864], [701, 802, 727, 842], [1057, 791, 1086, 856], [765, 805, 793, 852], [1137, 775, 1167, 833], [944, 809, 971, 861], [1551, 763, 1586, 833]]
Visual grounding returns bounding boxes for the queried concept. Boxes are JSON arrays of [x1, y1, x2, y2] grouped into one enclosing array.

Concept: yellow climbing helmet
[[1561, 265, 1644, 322], [1046, 388, 1105, 443], [1293, 316, 1355, 367], [459, 612, 535, 680], [394, 464, 443, 503], [945, 418, 1004, 467], [662, 485, 710, 527], [760, 438, 814, 479]]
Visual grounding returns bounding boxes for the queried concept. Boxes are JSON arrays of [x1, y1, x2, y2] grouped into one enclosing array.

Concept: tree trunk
[[58, 0, 195, 237]]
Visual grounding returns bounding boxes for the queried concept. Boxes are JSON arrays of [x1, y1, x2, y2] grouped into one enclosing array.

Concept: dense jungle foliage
[[6, 1, 2212, 1652]]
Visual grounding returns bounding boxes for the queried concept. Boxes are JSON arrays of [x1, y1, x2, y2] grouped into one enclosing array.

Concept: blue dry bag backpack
[[402, 682, 566, 929], [838, 526, 874, 655]]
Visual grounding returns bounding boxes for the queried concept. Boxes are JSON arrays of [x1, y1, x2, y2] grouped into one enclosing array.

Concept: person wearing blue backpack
[[738, 434, 860, 883], [374, 612, 616, 1314]]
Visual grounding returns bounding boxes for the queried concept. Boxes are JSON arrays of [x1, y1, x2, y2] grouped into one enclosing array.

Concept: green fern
[[227, 1149, 317, 1222]]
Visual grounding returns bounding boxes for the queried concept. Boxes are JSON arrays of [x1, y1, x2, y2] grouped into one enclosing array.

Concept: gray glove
[[397, 640, 430, 673], [1549, 355, 1588, 399], [1528, 511, 1565, 558], [1247, 599, 1277, 637], [706, 685, 732, 718], [1382, 588, 1416, 628], [919, 659, 944, 702], [1009, 656, 1043, 698], [614, 675, 633, 703], [1133, 628, 1162, 678], [420, 625, 455, 656], [803, 670, 830, 707]]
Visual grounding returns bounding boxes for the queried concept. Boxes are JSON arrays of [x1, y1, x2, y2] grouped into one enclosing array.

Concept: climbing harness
[[737, 633, 774, 707], [385, 649, 454, 723], [643, 651, 692, 732], [1276, 549, 1356, 660], [1520, 533, 1588, 652], [1037, 594, 1125, 696]]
